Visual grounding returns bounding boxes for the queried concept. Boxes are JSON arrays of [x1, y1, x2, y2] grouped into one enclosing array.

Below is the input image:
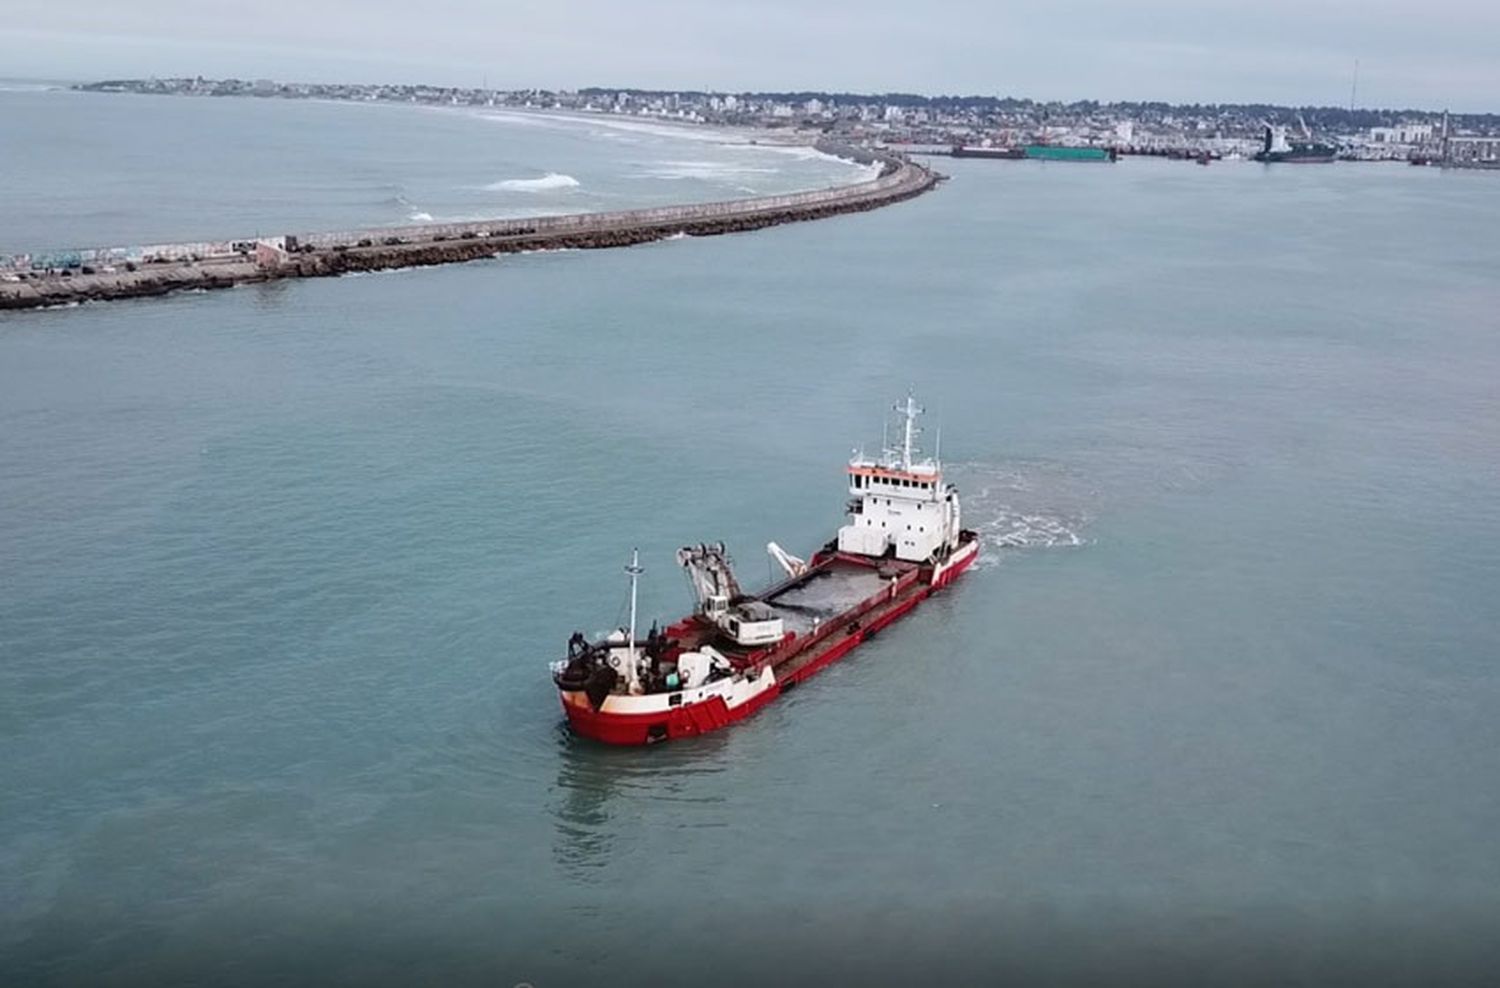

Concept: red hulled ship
[[551, 395, 979, 744]]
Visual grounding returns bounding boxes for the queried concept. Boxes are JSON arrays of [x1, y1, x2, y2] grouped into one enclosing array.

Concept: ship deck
[[659, 554, 921, 661], [763, 561, 894, 635]]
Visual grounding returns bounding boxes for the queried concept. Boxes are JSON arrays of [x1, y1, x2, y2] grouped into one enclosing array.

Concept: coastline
[[0, 143, 937, 312]]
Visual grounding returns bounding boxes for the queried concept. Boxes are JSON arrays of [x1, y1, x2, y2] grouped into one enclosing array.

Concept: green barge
[[1024, 145, 1117, 162]]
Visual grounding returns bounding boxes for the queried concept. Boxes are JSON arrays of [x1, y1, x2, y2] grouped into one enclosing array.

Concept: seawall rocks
[[1, 147, 936, 312]]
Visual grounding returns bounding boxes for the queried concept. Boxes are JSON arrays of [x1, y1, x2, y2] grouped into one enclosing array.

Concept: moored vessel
[[550, 395, 980, 745], [951, 144, 1026, 160], [1024, 144, 1117, 162], [1253, 122, 1337, 163]]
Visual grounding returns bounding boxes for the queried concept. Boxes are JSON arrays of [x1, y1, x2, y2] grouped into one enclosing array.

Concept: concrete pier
[[0, 144, 938, 312]]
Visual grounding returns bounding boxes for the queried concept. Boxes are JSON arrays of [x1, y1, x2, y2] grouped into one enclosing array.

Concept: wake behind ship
[[550, 396, 980, 745]]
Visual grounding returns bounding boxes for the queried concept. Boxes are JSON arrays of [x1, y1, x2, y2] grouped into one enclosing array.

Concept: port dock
[[0, 142, 937, 312]]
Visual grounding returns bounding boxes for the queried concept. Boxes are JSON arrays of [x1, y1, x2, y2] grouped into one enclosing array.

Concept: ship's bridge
[[838, 394, 963, 563], [847, 462, 943, 497]]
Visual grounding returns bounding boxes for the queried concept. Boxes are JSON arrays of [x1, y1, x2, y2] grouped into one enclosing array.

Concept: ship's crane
[[677, 541, 743, 613], [677, 541, 784, 647], [767, 541, 808, 578]]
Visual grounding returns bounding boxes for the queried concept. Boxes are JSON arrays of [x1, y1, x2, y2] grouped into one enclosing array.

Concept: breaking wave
[[735, 142, 883, 180], [383, 193, 435, 222], [641, 159, 781, 180], [484, 172, 580, 193], [737, 144, 827, 162]]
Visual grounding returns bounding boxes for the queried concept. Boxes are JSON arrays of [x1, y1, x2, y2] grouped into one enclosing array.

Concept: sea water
[[0, 86, 873, 253], [2, 93, 1499, 985]]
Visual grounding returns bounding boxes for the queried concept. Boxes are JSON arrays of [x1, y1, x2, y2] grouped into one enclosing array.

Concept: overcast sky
[[2, 1, 1495, 111]]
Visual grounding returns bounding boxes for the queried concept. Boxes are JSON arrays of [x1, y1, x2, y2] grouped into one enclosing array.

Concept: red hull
[[560, 541, 979, 745], [561, 680, 783, 745]]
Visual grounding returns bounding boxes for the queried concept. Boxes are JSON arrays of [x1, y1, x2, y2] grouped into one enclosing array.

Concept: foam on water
[[474, 107, 743, 147], [639, 159, 781, 180], [734, 141, 883, 179], [384, 192, 435, 222], [484, 172, 581, 193], [737, 144, 828, 162], [946, 461, 1094, 567]]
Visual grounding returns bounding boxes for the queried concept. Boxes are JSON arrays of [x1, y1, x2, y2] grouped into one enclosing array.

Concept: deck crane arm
[[767, 541, 808, 578], [677, 542, 743, 613]]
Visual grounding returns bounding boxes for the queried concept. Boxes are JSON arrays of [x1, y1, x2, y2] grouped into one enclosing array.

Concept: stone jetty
[[1, 143, 938, 312]]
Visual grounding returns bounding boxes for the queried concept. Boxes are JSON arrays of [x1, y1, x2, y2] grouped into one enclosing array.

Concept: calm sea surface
[[2, 91, 1499, 986]]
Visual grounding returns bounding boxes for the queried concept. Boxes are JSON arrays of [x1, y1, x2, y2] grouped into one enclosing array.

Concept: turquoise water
[[3, 96, 1500, 985]]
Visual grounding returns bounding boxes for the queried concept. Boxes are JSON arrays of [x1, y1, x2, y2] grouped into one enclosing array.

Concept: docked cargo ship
[[550, 395, 980, 745], [1253, 123, 1336, 164], [1024, 144, 1117, 162], [952, 144, 1116, 162], [951, 144, 1026, 160]]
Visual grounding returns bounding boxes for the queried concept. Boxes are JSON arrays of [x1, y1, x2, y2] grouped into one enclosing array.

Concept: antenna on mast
[[893, 390, 925, 469], [624, 548, 643, 692]]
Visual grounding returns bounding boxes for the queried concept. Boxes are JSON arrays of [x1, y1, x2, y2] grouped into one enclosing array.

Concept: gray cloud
[[1, 0, 1494, 110]]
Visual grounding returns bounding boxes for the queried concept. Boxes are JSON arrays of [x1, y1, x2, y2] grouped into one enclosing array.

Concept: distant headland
[[74, 76, 1500, 162]]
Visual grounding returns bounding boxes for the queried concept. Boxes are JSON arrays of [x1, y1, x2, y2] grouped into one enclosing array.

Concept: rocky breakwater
[[1, 145, 937, 312]]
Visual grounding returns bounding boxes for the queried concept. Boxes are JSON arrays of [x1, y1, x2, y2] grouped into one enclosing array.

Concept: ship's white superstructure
[[1265, 124, 1293, 155], [838, 394, 963, 563]]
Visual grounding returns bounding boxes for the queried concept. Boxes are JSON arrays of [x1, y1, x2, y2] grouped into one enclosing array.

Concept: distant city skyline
[[3, 0, 1498, 113]]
